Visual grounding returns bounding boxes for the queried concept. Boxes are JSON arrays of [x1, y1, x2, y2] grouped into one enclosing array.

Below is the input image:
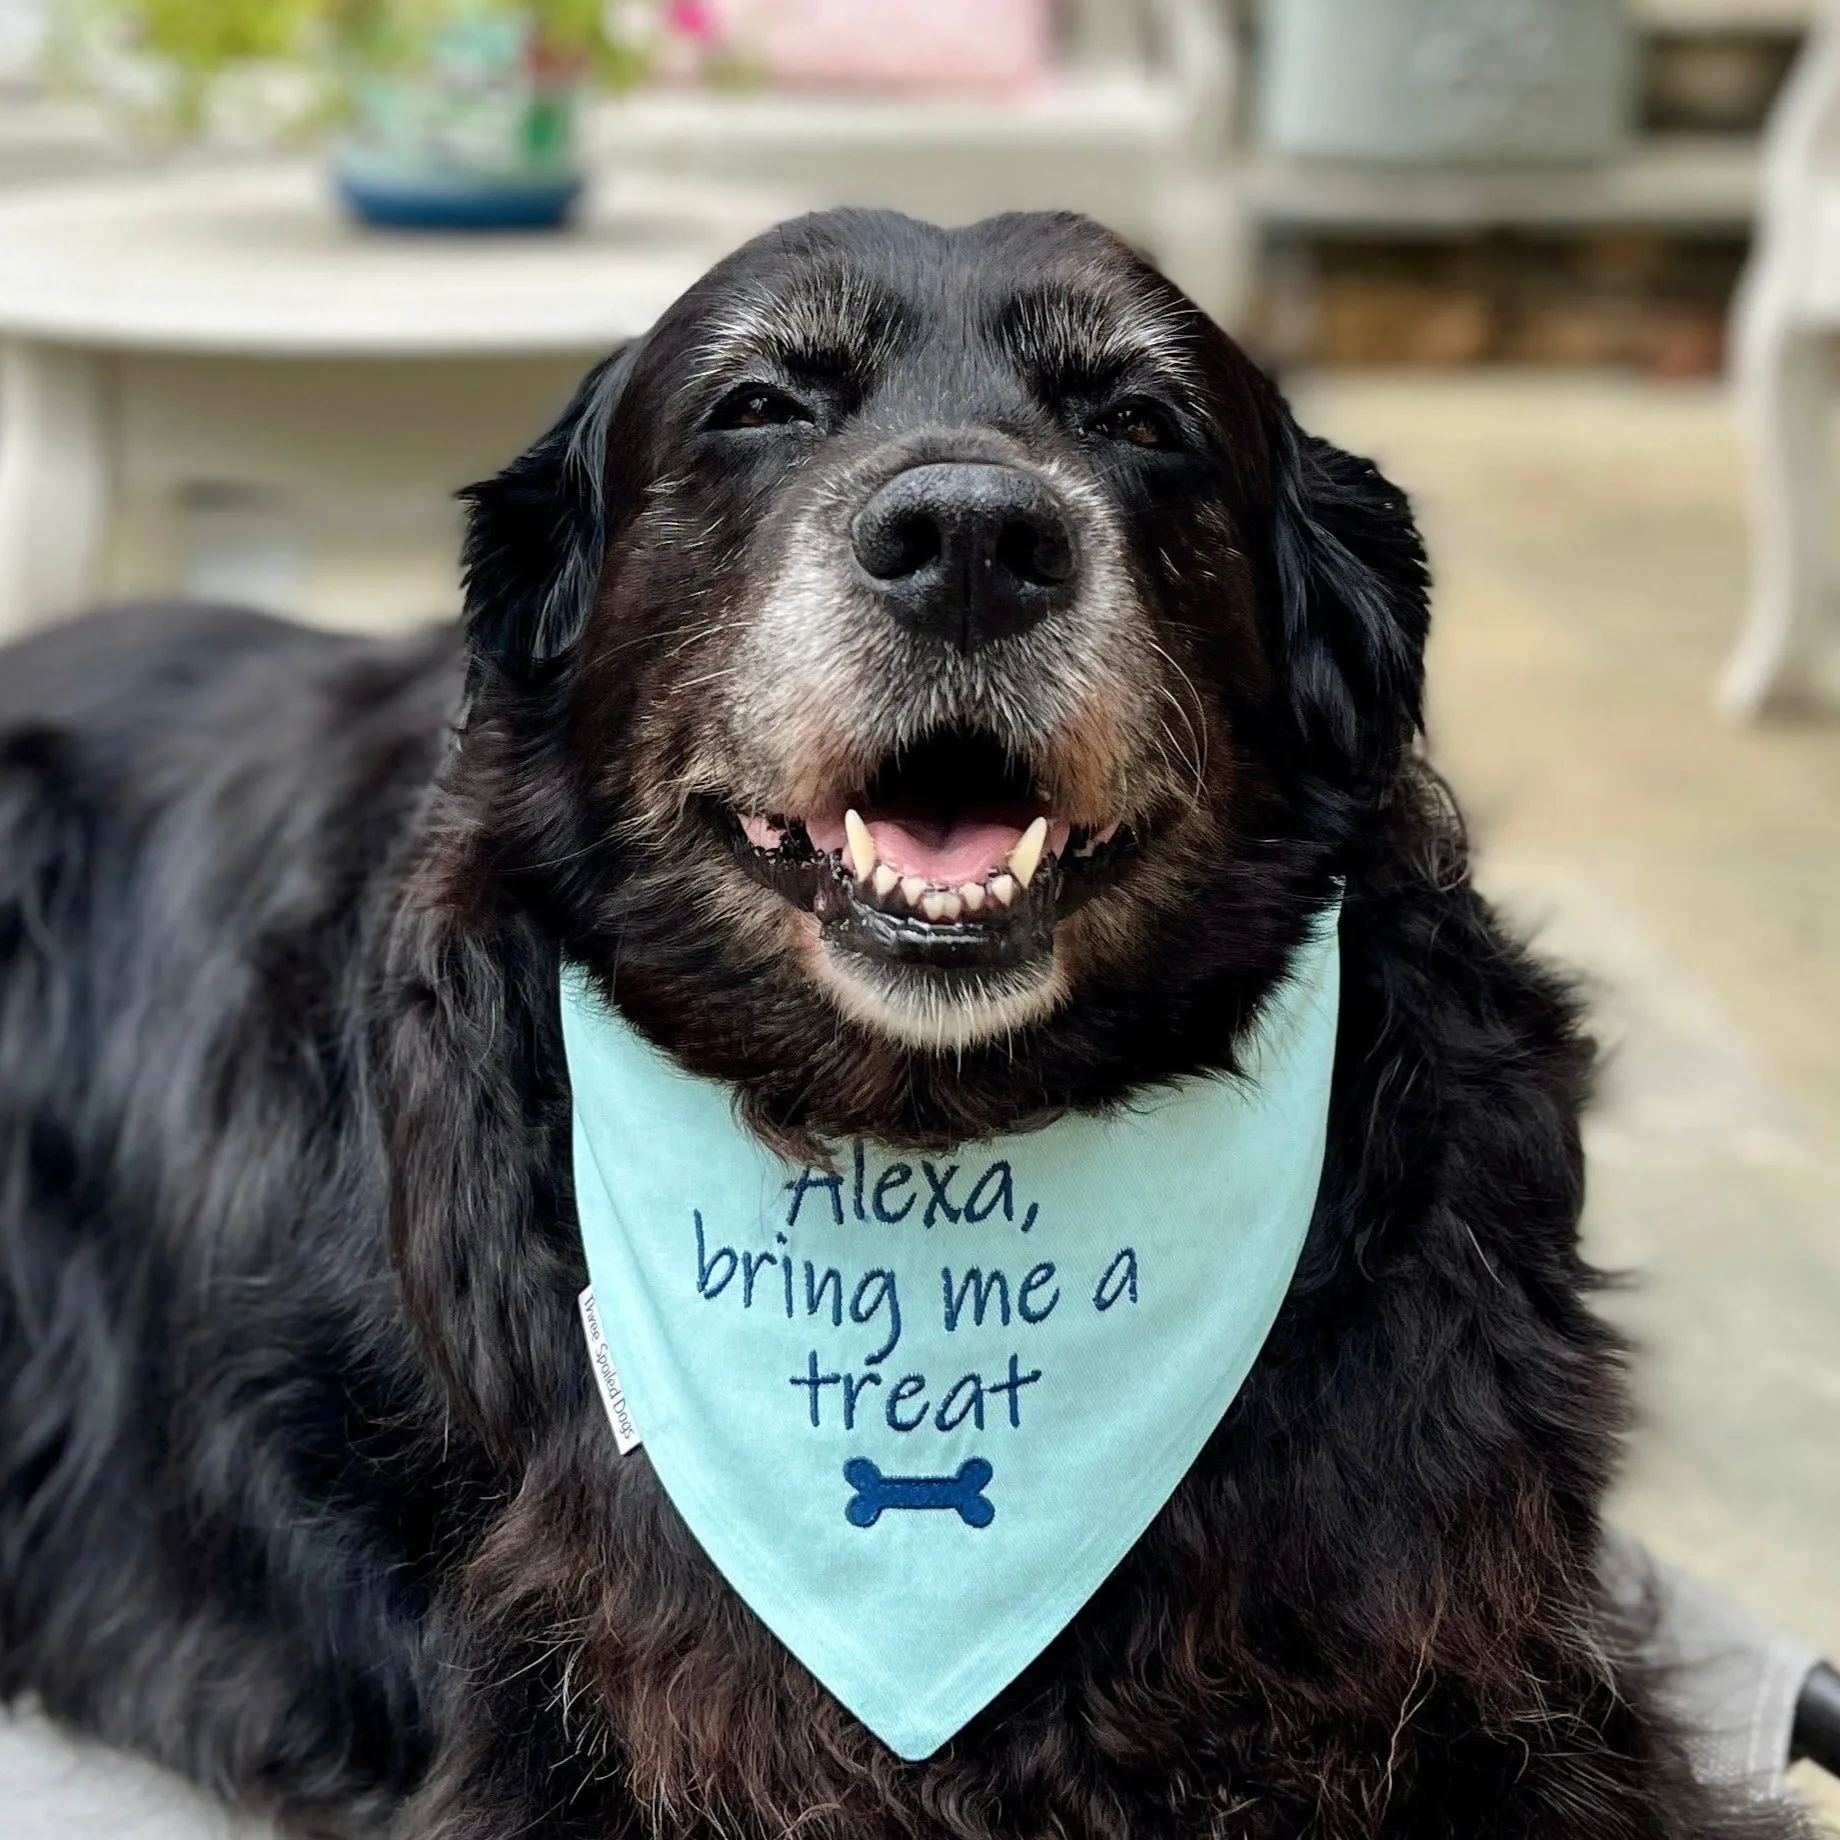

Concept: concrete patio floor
[[1295, 368, 1840, 1821]]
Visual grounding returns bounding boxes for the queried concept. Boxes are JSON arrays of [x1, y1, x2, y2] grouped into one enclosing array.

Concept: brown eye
[[712, 385, 813, 431], [1088, 402, 1171, 450]]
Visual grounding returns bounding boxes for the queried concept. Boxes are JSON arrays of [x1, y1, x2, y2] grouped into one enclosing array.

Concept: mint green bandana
[[561, 904, 1340, 1760]]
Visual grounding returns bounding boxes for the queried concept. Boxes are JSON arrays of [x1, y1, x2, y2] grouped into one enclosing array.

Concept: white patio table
[[0, 163, 793, 636]]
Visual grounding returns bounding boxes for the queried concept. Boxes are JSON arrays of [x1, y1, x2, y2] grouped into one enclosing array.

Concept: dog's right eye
[[708, 386, 815, 432], [1085, 400, 1175, 451]]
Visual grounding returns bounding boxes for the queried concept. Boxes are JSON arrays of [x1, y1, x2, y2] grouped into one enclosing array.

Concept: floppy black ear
[[458, 342, 642, 678], [1266, 412, 1431, 807]]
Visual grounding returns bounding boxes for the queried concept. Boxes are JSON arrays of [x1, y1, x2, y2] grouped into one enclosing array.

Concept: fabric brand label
[[579, 1285, 643, 1454]]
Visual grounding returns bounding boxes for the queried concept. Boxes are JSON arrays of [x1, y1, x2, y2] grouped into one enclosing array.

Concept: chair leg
[[0, 340, 112, 640], [1720, 304, 1835, 719]]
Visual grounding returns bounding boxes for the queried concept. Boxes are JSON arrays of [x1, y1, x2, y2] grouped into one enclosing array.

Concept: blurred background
[[0, 0, 1836, 1824]]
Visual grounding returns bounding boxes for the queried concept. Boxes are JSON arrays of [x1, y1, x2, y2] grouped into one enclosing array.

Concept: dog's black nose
[[851, 462, 1077, 653]]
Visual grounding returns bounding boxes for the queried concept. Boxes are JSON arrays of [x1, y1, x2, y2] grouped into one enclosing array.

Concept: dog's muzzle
[[708, 457, 1141, 1007]]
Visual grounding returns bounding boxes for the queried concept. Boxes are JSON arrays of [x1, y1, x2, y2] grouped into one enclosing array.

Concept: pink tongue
[[865, 816, 1024, 887]]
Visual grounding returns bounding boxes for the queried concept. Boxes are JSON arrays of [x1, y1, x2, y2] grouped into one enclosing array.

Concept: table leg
[[1720, 286, 1836, 718], [0, 340, 112, 640]]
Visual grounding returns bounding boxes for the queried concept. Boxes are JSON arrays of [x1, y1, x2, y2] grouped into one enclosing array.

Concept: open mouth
[[718, 728, 1136, 969]]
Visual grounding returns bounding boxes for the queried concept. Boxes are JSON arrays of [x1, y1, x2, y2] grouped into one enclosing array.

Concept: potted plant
[[328, 0, 624, 229], [63, 0, 687, 227]]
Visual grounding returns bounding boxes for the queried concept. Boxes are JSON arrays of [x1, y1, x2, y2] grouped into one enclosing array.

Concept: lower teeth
[[854, 863, 1033, 923]]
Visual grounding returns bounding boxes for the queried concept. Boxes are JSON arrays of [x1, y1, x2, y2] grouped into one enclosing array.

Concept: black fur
[[0, 210, 1808, 1839]]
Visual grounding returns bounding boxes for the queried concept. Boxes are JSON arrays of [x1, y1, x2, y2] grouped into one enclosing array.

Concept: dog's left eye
[[1085, 401, 1173, 450], [709, 385, 815, 431]]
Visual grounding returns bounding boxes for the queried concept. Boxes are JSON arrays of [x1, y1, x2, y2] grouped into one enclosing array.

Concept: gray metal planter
[[1259, 0, 1636, 164]]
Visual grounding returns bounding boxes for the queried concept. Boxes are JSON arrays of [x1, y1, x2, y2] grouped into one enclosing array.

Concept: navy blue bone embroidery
[[843, 1456, 994, 1528]]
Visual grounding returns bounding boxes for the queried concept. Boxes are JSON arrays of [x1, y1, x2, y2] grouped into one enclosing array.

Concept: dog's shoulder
[[0, 601, 459, 798], [0, 599, 462, 1077]]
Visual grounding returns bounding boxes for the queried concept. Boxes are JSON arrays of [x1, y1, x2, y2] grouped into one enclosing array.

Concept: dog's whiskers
[[670, 665, 743, 694], [1141, 635, 1210, 798]]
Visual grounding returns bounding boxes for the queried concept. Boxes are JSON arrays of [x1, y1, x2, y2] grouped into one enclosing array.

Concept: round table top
[[0, 162, 797, 357]]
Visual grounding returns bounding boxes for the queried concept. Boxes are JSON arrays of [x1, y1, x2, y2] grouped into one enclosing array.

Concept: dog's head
[[455, 209, 1427, 1150]]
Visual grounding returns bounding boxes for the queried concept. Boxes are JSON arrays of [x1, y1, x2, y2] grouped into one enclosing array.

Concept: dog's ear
[[1263, 407, 1430, 807], [458, 341, 643, 679]]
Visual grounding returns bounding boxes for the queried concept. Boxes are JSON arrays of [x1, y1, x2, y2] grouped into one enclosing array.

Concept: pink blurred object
[[664, 0, 724, 43], [724, 0, 1055, 93]]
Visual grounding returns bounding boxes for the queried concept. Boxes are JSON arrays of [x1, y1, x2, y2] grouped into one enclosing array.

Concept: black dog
[[0, 210, 1806, 1839]]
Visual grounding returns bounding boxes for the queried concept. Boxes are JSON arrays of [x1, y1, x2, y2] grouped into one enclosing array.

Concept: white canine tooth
[[922, 891, 959, 922], [844, 809, 877, 882], [989, 873, 1019, 907], [1008, 816, 1050, 890], [873, 863, 900, 900], [959, 882, 986, 913], [900, 875, 928, 908]]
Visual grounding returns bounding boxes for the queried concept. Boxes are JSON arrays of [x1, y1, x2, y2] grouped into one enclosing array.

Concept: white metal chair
[[588, 0, 1250, 328], [1722, 0, 1840, 717]]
